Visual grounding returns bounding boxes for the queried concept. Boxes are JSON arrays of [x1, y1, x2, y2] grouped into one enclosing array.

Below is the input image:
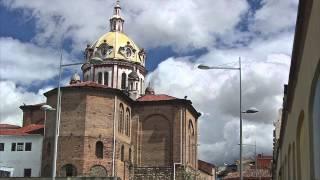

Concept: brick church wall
[[41, 87, 199, 179], [134, 104, 179, 167], [21, 104, 45, 126]]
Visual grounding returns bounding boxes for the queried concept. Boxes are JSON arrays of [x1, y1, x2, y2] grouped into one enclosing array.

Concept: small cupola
[[128, 71, 139, 81], [70, 72, 81, 84], [145, 84, 155, 95]]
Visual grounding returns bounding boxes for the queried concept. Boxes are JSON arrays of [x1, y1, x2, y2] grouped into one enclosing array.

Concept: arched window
[[121, 145, 124, 162], [130, 82, 133, 90], [104, 72, 109, 86], [121, 72, 127, 89], [188, 120, 195, 166], [61, 164, 77, 177], [312, 75, 320, 179], [140, 78, 143, 94], [89, 165, 107, 177], [125, 108, 130, 136], [119, 104, 124, 133], [189, 121, 195, 136], [129, 148, 132, 163], [113, 23, 116, 31], [95, 141, 103, 159], [98, 72, 102, 84]]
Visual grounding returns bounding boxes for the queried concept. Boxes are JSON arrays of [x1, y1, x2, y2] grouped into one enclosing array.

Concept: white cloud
[[250, 0, 299, 35], [0, 37, 74, 85], [0, 81, 48, 126], [1, 0, 249, 51], [147, 32, 291, 164]]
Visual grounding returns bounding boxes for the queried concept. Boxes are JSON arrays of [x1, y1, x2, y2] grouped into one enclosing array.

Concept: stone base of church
[[130, 166, 199, 180]]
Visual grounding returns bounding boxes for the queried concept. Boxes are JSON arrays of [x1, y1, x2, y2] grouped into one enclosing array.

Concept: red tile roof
[[0, 124, 21, 129], [136, 94, 177, 101], [198, 160, 216, 176], [0, 129, 29, 135], [20, 124, 44, 133], [223, 169, 272, 179], [71, 82, 178, 102], [68, 81, 110, 88], [0, 124, 44, 136]]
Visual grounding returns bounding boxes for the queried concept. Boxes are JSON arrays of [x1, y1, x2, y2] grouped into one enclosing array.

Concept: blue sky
[[0, 0, 298, 165]]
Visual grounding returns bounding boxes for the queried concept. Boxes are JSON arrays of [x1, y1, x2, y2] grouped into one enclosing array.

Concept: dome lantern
[[110, 0, 124, 32]]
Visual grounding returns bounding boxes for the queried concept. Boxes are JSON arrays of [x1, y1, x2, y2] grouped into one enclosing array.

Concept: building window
[[140, 78, 143, 94], [188, 120, 195, 165], [0, 170, 10, 177], [11, 143, 16, 151], [25, 142, 32, 151], [0, 143, 4, 151], [130, 82, 133, 90], [17, 143, 24, 151], [61, 164, 77, 177], [125, 108, 130, 136], [96, 141, 103, 159], [121, 145, 124, 162], [24, 169, 31, 177], [129, 148, 132, 163], [121, 72, 127, 89], [98, 72, 103, 84], [119, 104, 124, 133], [104, 72, 109, 86]]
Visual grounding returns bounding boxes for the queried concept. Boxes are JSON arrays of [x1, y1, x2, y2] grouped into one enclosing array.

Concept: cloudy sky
[[0, 0, 298, 165]]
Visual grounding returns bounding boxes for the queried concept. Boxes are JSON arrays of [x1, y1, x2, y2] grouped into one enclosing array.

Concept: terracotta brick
[[41, 87, 200, 179]]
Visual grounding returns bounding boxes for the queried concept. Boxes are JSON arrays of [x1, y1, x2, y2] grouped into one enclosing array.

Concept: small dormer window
[[98, 40, 113, 58], [125, 48, 132, 58], [119, 42, 136, 59], [113, 23, 116, 31]]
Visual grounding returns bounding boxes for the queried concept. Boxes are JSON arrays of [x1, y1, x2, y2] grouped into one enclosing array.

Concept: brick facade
[[40, 85, 201, 179], [20, 103, 45, 126]]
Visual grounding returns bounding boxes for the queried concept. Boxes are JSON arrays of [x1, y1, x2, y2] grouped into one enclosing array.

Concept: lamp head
[[41, 104, 56, 111], [198, 64, 211, 70], [243, 107, 259, 114]]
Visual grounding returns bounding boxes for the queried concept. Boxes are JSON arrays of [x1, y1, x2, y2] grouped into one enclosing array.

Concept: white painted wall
[[0, 135, 43, 177], [84, 64, 146, 94], [94, 66, 113, 86]]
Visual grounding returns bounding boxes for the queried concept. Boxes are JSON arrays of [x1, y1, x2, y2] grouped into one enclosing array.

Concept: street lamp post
[[52, 57, 103, 178], [52, 61, 83, 179], [40, 105, 56, 138], [198, 57, 246, 180]]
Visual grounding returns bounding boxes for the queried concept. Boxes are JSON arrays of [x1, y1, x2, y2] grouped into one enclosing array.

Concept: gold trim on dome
[[90, 31, 144, 65]]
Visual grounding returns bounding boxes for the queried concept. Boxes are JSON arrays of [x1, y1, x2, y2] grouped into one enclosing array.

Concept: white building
[[0, 124, 43, 177]]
